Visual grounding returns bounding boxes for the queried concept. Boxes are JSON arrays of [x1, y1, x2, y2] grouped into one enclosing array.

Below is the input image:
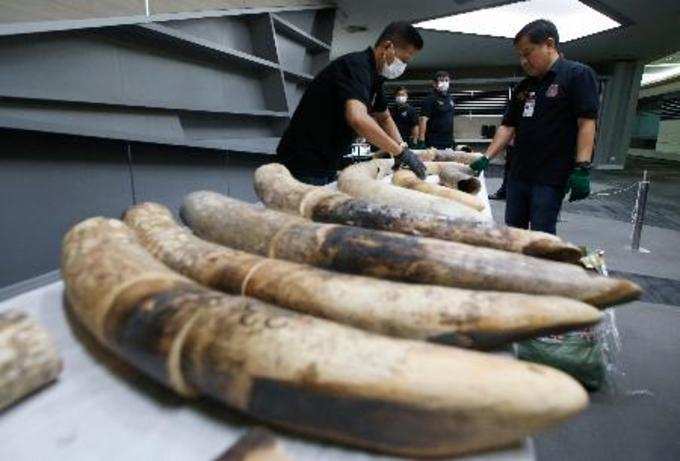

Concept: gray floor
[[486, 157, 680, 461]]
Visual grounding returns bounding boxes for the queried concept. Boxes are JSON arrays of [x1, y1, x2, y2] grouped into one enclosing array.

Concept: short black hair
[[434, 70, 450, 81], [514, 19, 559, 47], [375, 21, 424, 50]]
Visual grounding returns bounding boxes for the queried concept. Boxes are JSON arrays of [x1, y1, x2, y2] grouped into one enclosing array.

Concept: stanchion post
[[630, 170, 649, 251]]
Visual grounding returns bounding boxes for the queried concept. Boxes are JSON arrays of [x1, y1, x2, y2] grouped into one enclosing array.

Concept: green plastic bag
[[517, 329, 605, 391]]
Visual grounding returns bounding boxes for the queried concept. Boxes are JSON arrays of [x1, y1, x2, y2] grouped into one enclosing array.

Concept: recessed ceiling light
[[415, 0, 622, 42], [642, 64, 680, 86]]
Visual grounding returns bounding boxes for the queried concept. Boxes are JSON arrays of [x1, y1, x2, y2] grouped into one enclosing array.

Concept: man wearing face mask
[[418, 71, 455, 149], [276, 21, 427, 185], [390, 86, 419, 147], [469, 19, 598, 235]]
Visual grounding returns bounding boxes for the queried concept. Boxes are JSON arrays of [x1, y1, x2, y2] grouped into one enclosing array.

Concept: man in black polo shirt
[[390, 86, 419, 147], [418, 71, 455, 149], [470, 20, 598, 234], [276, 22, 427, 185]]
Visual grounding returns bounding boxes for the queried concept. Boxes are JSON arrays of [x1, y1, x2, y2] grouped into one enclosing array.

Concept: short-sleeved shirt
[[276, 47, 387, 175], [502, 58, 599, 186], [421, 91, 455, 148], [390, 104, 419, 141]]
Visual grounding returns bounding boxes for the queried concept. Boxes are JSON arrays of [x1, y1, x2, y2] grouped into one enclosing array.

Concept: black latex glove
[[393, 147, 427, 179]]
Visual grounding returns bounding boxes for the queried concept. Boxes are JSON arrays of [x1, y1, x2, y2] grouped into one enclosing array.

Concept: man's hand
[[469, 155, 490, 175], [566, 166, 591, 202], [393, 147, 427, 179]]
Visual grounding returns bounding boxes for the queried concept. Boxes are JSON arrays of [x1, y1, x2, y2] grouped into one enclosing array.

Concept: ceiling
[[0, 1, 332, 24], [2, 0, 678, 73], [332, 0, 680, 70]]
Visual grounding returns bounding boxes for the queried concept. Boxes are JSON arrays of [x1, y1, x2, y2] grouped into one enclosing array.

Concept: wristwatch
[[575, 161, 592, 170]]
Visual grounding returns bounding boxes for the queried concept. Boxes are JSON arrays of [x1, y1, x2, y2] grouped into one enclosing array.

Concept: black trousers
[[505, 177, 565, 235], [291, 170, 337, 186], [426, 135, 454, 149]]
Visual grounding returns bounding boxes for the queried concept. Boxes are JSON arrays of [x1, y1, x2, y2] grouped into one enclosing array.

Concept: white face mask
[[381, 55, 407, 80], [396, 95, 408, 104], [437, 81, 450, 93]]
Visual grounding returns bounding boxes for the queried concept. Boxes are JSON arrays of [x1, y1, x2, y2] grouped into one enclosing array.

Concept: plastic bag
[[516, 249, 627, 392], [517, 329, 605, 391]]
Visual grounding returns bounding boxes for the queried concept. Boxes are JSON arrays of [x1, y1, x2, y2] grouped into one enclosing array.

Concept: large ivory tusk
[[254, 163, 583, 263], [415, 148, 484, 164], [124, 202, 602, 349], [61, 217, 589, 458], [181, 191, 641, 307], [338, 159, 488, 223], [216, 428, 293, 461], [426, 161, 481, 194], [392, 169, 486, 211], [0, 310, 62, 410]]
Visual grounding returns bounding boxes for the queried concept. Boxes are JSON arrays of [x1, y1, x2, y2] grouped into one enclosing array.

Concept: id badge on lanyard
[[523, 92, 536, 118]]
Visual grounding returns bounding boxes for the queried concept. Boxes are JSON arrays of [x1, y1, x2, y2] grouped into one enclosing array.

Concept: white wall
[[657, 119, 680, 155], [454, 115, 502, 140], [629, 120, 680, 161]]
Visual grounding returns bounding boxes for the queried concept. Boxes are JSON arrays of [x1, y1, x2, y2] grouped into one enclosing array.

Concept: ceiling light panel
[[415, 0, 621, 42]]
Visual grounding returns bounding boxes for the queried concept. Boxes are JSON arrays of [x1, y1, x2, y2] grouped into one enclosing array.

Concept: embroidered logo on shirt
[[401, 111, 408, 117], [546, 84, 560, 98]]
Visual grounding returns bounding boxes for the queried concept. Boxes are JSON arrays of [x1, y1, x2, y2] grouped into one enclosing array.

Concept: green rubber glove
[[566, 167, 591, 202], [469, 156, 490, 175]]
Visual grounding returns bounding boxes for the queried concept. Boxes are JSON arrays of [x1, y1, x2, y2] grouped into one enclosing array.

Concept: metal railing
[[630, 170, 650, 251]]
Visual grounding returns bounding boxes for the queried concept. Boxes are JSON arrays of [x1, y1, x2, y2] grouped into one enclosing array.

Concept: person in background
[[491, 52, 566, 201], [276, 21, 427, 185], [470, 19, 598, 234], [390, 86, 419, 147], [418, 70, 455, 149]]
